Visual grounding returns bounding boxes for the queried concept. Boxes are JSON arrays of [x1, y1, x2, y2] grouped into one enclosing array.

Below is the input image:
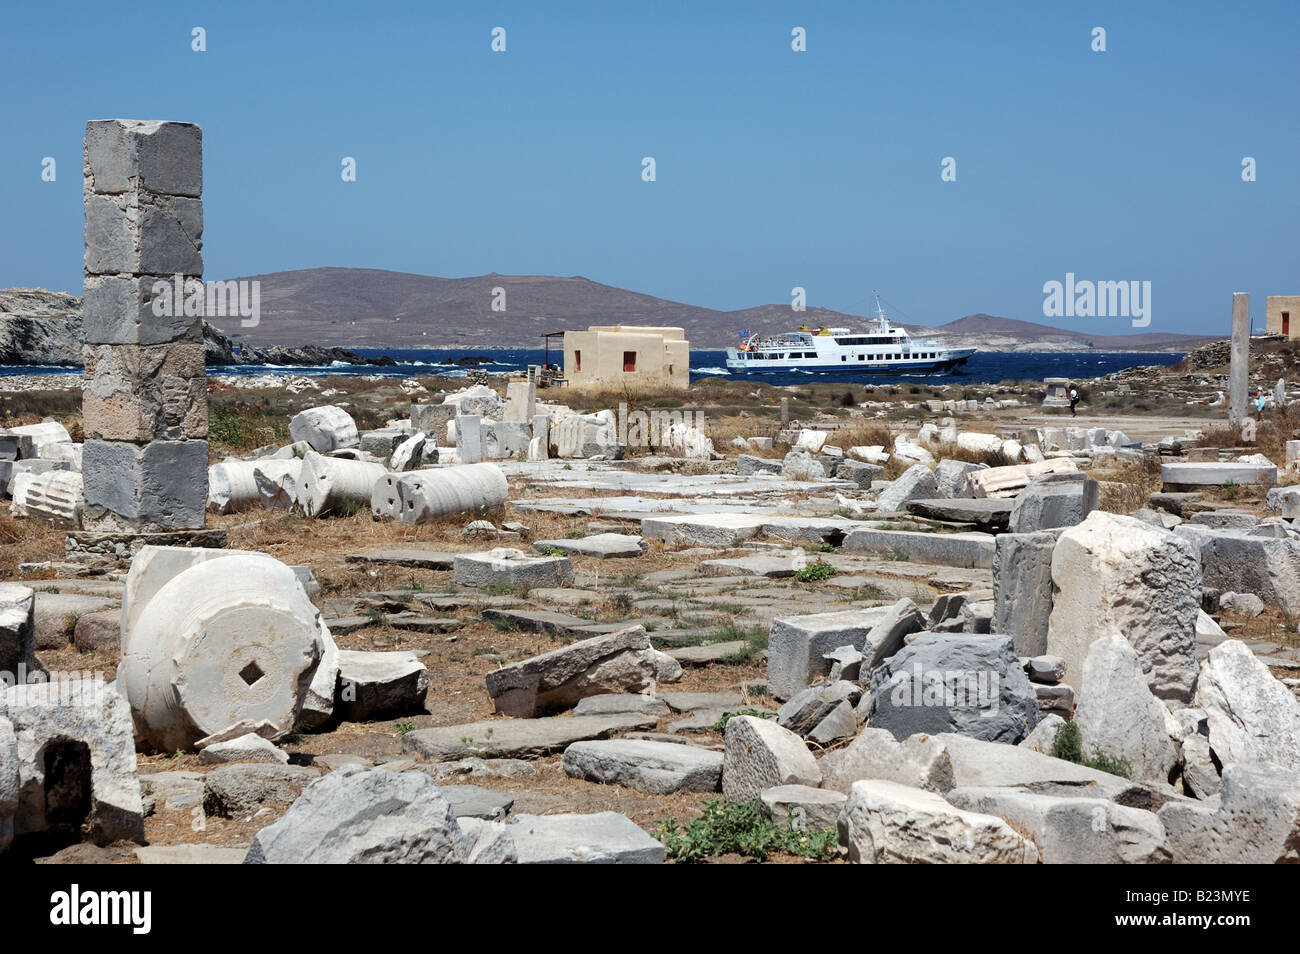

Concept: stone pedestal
[[1042, 377, 1070, 408], [81, 120, 208, 533]]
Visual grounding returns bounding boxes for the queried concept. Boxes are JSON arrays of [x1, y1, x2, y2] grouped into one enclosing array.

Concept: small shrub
[[1051, 720, 1133, 779], [1051, 720, 1084, 763], [540, 545, 567, 557], [655, 798, 838, 863], [793, 560, 836, 583]]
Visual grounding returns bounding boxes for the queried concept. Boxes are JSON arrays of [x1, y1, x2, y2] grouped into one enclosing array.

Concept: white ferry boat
[[725, 293, 975, 375]]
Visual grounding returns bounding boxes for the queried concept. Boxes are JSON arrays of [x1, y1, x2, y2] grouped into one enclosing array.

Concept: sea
[[0, 348, 1181, 386]]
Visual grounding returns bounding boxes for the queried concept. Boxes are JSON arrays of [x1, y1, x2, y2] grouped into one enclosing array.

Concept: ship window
[[841, 356, 846, 361], [858, 354, 865, 361]]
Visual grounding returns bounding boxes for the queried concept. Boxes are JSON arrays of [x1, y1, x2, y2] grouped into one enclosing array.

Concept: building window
[[623, 351, 637, 372], [574, 350, 582, 371], [1285, 311, 1292, 337]]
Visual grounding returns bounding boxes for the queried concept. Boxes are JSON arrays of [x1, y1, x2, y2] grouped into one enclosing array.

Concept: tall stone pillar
[[1228, 292, 1250, 427], [80, 120, 208, 533]]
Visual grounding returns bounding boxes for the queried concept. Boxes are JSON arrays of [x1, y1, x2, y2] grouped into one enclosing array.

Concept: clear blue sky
[[2, 0, 1296, 334]]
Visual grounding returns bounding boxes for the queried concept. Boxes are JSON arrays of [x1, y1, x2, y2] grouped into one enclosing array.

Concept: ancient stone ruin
[[81, 120, 208, 534]]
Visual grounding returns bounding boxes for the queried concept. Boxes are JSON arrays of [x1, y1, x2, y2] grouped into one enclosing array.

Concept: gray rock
[[839, 780, 1039, 864], [876, 464, 938, 513], [562, 739, 723, 794], [288, 405, 359, 453], [0, 584, 37, 677], [1194, 639, 1300, 771], [776, 681, 861, 736], [992, 529, 1061, 656], [402, 713, 657, 761], [1009, 472, 1098, 533], [1035, 683, 1075, 717], [245, 767, 490, 864], [861, 598, 927, 673], [808, 699, 859, 744], [453, 548, 574, 589], [1218, 591, 1264, 617], [868, 633, 1040, 744], [934, 459, 985, 498], [1073, 634, 1178, 784], [197, 732, 288, 765], [947, 786, 1169, 864], [841, 526, 996, 568], [1181, 734, 1221, 798], [722, 715, 821, 802], [81, 438, 207, 531], [137, 844, 247, 864], [1159, 762, 1300, 863], [736, 454, 782, 476], [1048, 512, 1200, 702], [759, 784, 846, 830], [31, 591, 118, 650], [572, 694, 669, 717], [1019, 713, 1066, 754], [1174, 525, 1300, 616], [336, 650, 429, 722], [484, 625, 661, 717], [781, 449, 826, 480], [0, 717, 18, 853], [836, 459, 884, 490], [766, 607, 890, 699], [1025, 655, 1066, 683], [531, 534, 647, 559], [440, 784, 515, 821], [906, 497, 1012, 530], [508, 811, 664, 864], [203, 764, 321, 817], [934, 732, 1158, 805], [1189, 509, 1260, 530], [824, 645, 865, 682], [455, 816, 518, 863], [819, 727, 954, 794]]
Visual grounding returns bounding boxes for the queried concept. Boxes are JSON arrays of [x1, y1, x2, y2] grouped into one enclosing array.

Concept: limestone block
[[82, 438, 208, 531], [82, 274, 203, 345]]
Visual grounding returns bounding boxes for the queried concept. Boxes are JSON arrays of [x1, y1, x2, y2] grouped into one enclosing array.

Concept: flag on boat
[[738, 328, 750, 339]]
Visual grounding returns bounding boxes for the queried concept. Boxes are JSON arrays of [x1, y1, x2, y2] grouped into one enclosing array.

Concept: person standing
[[1068, 385, 1080, 417], [1256, 388, 1268, 420]]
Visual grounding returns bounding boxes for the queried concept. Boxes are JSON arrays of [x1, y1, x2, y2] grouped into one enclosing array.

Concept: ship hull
[[724, 348, 975, 375]]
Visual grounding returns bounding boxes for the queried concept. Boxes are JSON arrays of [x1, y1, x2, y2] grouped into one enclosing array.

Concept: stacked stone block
[[81, 120, 207, 531]]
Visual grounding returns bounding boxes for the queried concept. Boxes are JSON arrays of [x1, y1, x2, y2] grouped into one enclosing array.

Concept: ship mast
[[871, 290, 888, 331]]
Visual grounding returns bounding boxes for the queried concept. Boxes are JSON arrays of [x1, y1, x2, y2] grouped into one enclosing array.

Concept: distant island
[[1, 268, 1219, 366]]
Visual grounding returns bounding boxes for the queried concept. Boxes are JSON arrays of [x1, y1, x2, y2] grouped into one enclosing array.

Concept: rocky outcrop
[[0, 289, 390, 368], [0, 289, 82, 366]]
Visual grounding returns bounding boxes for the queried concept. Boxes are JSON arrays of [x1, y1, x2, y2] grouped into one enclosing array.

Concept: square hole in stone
[[239, 661, 265, 687]]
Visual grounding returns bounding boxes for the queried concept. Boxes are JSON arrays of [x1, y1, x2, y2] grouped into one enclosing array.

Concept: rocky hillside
[[200, 267, 1217, 352], [0, 289, 389, 368]]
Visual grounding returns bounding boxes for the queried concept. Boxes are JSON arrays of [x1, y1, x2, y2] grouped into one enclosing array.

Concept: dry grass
[[0, 510, 65, 578], [1090, 456, 1164, 513], [1195, 403, 1299, 467]]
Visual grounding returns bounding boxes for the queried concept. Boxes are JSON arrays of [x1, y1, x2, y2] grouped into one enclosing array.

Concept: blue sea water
[[0, 348, 1180, 386]]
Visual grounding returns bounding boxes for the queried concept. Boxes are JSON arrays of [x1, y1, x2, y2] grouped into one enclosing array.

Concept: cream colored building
[[563, 325, 690, 390], [1266, 296, 1300, 339]]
